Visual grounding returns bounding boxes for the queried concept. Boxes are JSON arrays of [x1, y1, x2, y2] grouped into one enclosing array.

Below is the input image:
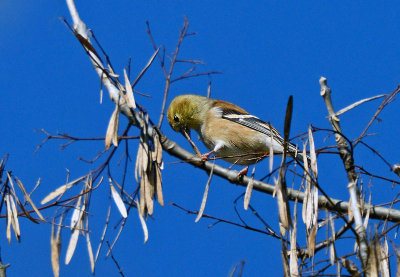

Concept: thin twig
[[106, 241, 125, 277], [354, 84, 400, 147], [131, 48, 160, 89], [171, 202, 279, 237], [157, 17, 190, 128], [106, 217, 127, 257], [171, 71, 222, 83], [94, 205, 111, 263], [334, 94, 386, 117]]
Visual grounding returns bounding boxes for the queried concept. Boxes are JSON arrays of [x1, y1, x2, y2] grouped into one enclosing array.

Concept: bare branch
[[335, 94, 386, 117], [157, 17, 190, 128], [355, 84, 400, 147], [160, 132, 400, 222], [320, 77, 368, 269], [106, 241, 125, 277]]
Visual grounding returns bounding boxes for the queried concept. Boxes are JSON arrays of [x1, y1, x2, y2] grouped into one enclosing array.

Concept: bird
[[167, 94, 302, 166]]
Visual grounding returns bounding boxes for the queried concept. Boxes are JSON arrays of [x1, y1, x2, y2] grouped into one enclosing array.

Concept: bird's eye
[[173, 115, 180, 122]]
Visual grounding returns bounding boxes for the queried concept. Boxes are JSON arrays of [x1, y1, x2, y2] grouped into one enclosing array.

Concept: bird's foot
[[200, 151, 214, 162], [238, 166, 249, 177]]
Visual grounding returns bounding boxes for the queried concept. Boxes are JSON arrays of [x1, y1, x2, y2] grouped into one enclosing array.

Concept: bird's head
[[167, 95, 207, 134]]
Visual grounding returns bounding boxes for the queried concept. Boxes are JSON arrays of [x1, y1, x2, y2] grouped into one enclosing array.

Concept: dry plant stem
[[207, 80, 212, 98], [0, 178, 101, 223], [171, 70, 222, 83], [275, 96, 293, 275], [0, 249, 9, 277], [229, 261, 246, 277], [148, 17, 221, 128], [0, 263, 9, 277], [157, 17, 189, 128], [66, 0, 133, 122], [130, 48, 160, 89], [160, 134, 400, 222], [195, 161, 214, 222], [106, 217, 127, 257], [94, 204, 111, 263], [320, 78, 357, 183], [354, 84, 400, 147], [182, 130, 202, 156], [35, 129, 139, 152], [106, 241, 125, 277], [313, 219, 352, 255], [319, 77, 368, 269], [277, 95, 294, 232], [171, 202, 277, 237], [334, 94, 386, 117]]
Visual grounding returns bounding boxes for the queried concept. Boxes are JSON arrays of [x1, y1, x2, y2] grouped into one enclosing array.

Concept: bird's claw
[[238, 166, 249, 177], [200, 156, 208, 162], [200, 151, 214, 162]]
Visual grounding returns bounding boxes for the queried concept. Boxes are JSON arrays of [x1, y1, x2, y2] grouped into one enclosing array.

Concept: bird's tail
[[286, 142, 311, 164]]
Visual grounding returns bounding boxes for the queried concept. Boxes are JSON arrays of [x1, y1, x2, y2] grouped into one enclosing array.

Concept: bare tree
[[1, 1, 400, 276]]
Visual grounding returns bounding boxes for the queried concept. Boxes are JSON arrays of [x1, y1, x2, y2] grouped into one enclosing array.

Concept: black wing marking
[[221, 109, 298, 151]]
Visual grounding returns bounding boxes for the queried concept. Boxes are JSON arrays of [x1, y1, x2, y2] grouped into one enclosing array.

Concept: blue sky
[[2, 1, 400, 276]]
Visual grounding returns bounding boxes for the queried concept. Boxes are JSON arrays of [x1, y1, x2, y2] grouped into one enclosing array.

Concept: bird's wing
[[220, 108, 285, 146], [211, 100, 299, 154]]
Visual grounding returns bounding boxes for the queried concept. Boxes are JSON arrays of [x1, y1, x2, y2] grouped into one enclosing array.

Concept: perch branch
[[65, 0, 400, 230], [159, 131, 400, 222]]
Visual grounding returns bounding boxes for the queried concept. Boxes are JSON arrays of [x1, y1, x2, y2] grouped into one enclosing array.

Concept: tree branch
[[319, 76, 368, 269], [158, 131, 400, 222]]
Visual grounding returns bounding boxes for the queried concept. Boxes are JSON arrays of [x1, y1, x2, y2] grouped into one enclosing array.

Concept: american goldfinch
[[167, 94, 300, 165]]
